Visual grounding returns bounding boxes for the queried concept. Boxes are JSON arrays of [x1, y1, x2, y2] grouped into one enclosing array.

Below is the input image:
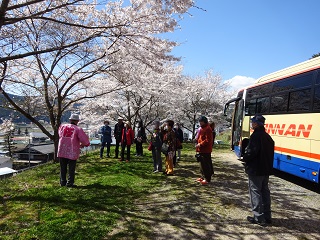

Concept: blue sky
[[167, 0, 320, 90]]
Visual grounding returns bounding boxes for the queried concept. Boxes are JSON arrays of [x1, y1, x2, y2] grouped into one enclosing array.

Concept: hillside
[[0, 144, 319, 240]]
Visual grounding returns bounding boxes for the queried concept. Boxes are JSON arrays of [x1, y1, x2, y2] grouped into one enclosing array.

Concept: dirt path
[[106, 152, 320, 240]]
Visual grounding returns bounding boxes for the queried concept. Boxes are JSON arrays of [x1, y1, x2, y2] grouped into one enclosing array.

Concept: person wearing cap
[[114, 117, 124, 159], [99, 120, 112, 158], [195, 116, 214, 185], [120, 121, 135, 162], [242, 114, 274, 226], [57, 114, 90, 187]]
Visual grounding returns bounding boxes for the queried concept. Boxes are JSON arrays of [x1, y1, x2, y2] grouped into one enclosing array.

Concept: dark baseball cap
[[250, 115, 265, 125]]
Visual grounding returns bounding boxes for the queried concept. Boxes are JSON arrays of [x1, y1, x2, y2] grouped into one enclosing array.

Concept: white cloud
[[226, 75, 256, 92]]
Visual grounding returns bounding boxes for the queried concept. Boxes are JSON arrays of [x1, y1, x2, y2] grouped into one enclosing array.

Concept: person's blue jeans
[[100, 141, 111, 158], [248, 175, 271, 222]]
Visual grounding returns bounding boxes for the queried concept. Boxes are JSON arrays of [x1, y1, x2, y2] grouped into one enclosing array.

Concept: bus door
[[231, 99, 245, 158], [225, 96, 245, 158]]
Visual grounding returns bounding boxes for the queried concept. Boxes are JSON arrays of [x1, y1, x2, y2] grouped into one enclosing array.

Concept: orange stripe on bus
[[275, 146, 320, 160]]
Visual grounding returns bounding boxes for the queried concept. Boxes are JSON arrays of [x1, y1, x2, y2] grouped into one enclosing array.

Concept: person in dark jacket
[[242, 114, 274, 226], [173, 123, 183, 166], [135, 120, 146, 156], [150, 120, 163, 172], [114, 117, 124, 159], [99, 120, 112, 158]]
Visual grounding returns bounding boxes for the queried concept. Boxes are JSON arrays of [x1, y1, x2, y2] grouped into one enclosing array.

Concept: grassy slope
[[0, 150, 152, 239], [2, 142, 320, 240], [0, 143, 231, 240]]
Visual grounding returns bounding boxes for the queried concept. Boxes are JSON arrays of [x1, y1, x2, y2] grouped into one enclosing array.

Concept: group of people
[[99, 117, 185, 175], [56, 113, 275, 227], [101, 117, 145, 162], [56, 114, 212, 185]]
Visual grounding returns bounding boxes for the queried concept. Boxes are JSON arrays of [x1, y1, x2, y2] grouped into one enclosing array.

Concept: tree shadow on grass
[[3, 149, 320, 239], [106, 152, 320, 240], [4, 181, 150, 239]]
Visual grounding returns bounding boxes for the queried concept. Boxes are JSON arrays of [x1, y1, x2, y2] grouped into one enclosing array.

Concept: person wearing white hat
[[57, 114, 90, 187]]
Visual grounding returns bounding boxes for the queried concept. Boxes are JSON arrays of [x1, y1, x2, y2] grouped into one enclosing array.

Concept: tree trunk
[[53, 128, 60, 163], [192, 114, 197, 140]]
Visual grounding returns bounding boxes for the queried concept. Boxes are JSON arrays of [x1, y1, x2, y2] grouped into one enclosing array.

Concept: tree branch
[[0, 33, 102, 63]]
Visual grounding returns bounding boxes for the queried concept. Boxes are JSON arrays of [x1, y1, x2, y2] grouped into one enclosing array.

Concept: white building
[[0, 156, 16, 178]]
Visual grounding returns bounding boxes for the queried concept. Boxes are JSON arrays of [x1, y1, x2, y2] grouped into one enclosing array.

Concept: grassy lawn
[[2, 142, 320, 240], [0, 143, 229, 240]]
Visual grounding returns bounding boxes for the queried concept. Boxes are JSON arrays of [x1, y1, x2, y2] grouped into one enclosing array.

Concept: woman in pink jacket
[[57, 114, 90, 187], [120, 121, 135, 162]]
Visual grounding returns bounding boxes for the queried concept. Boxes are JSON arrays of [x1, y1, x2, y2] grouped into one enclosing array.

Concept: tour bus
[[224, 56, 320, 184]]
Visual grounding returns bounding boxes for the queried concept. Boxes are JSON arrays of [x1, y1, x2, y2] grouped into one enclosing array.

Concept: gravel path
[[106, 152, 320, 240]]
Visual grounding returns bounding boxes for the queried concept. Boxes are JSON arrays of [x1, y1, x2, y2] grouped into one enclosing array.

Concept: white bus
[[225, 57, 320, 184]]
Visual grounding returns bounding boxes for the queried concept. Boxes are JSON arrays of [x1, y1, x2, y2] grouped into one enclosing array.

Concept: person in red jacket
[[195, 116, 213, 185], [120, 121, 135, 162]]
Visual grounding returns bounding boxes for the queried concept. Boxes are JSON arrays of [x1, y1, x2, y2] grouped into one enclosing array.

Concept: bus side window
[[273, 72, 313, 92], [313, 86, 320, 110], [256, 97, 270, 114], [245, 99, 257, 115], [271, 93, 288, 112], [289, 89, 311, 112], [315, 71, 320, 85]]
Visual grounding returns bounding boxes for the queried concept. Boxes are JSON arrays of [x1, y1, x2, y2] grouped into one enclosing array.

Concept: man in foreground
[[242, 115, 274, 226], [57, 114, 90, 187]]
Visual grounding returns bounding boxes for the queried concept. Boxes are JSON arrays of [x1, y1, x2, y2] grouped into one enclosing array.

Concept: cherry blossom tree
[[79, 63, 183, 133], [80, 66, 234, 140], [80, 65, 235, 142], [171, 70, 233, 139], [0, 118, 16, 157], [0, 0, 195, 160]]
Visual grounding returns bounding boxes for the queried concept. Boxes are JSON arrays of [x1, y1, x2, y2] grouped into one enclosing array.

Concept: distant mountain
[[0, 94, 30, 123], [0, 93, 78, 124]]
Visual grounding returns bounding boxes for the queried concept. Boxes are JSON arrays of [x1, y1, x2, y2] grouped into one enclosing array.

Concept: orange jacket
[[196, 124, 213, 153]]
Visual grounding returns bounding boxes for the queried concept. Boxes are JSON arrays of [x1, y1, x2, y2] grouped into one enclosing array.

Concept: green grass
[[215, 130, 231, 145], [0, 143, 230, 240]]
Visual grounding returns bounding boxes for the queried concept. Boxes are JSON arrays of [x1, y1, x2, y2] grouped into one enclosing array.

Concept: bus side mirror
[[224, 97, 241, 116], [224, 104, 229, 116]]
